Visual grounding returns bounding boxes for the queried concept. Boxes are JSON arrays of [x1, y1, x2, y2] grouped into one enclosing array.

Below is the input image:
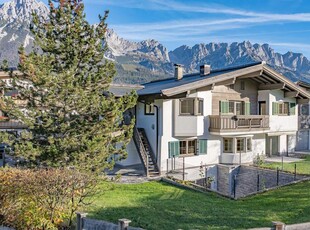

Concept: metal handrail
[[133, 127, 149, 177]]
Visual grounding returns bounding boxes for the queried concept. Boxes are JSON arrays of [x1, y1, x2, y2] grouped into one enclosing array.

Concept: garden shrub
[[0, 168, 98, 229]]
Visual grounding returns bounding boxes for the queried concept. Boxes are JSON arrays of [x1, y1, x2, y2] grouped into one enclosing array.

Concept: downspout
[[153, 104, 159, 163]]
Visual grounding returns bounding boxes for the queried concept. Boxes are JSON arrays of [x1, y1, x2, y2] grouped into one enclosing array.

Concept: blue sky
[[3, 0, 310, 58]]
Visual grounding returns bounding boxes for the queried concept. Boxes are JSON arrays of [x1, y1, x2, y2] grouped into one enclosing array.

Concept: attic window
[[241, 81, 245, 90]]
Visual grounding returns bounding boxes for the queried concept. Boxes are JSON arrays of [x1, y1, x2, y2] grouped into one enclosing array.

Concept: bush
[[253, 154, 265, 166], [0, 168, 98, 229]]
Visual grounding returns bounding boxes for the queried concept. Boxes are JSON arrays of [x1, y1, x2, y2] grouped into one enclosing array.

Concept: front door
[[266, 136, 279, 156], [259, 101, 267, 115]]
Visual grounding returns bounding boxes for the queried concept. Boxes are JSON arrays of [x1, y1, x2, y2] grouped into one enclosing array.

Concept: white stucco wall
[[136, 101, 162, 158], [159, 90, 221, 173], [252, 133, 266, 156], [269, 90, 298, 132], [173, 91, 211, 137], [117, 140, 142, 166]]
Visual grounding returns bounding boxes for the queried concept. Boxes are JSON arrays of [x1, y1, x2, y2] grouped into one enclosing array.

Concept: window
[[228, 101, 235, 114], [145, 103, 155, 115], [273, 102, 296, 116], [223, 137, 252, 153], [241, 81, 245, 90], [180, 98, 203, 116], [169, 139, 207, 157], [223, 138, 233, 153], [236, 138, 245, 152], [247, 138, 252, 151], [179, 140, 197, 155], [221, 101, 248, 115], [278, 102, 289, 115], [180, 99, 194, 115], [198, 99, 203, 115], [180, 141, 187, 155], [188, 140, 196, 155]]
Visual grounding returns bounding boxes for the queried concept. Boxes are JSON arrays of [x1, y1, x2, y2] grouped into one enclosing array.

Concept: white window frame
[[223, 137, 252, 153], [179, 98, 203, 116]]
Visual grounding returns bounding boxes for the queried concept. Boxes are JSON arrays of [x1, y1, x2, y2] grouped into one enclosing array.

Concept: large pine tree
[[1, 0, 137, 171]]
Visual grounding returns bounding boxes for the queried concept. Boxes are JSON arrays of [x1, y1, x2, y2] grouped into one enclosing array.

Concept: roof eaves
[[162, 63, 264, 97], [262, 65, 310, 99]]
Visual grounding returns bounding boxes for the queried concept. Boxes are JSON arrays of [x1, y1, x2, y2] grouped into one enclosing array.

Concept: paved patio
[[105, 164, 152, 184], [265, 156, 305, 163]]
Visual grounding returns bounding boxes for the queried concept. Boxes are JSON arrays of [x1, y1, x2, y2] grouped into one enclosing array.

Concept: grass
[[86, 180, 310, 230], [261, 156, 310, 175]]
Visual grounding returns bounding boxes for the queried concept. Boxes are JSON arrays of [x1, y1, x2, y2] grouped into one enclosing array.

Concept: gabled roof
[[137, 62, 310, 100], [296, 80, 310, 91]]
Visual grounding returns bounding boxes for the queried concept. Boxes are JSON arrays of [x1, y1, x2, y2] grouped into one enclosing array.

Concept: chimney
[[174, 64, 183, 80], [200, 64, 211, 76]]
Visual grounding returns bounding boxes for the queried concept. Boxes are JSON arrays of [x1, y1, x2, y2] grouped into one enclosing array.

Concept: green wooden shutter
[[244, 102, 251, 115], [290, 103, 296, 115], [197, 139, 208, 155], [168, 141, 180, 158], [220, 101, 229, 114], [272, 102, 279, 115]]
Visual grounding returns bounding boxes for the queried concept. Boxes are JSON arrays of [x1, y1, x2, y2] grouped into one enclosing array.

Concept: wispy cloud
[[99, 0, 310, 23], [270, 42, 310, 50], [96, 0, 310, 58]]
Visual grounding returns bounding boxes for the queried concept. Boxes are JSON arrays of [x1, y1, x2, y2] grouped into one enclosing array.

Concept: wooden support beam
[[285, 91, 299, 98], [251, 77, 265, 84], [256, 76, 269, 84], [259, 83, 285, 90], [297, 98, 310, 104], [261, 73, 278, 83]]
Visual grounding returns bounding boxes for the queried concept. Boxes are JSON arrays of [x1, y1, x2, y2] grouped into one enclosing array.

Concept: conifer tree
[[1, 0, 137, 171]]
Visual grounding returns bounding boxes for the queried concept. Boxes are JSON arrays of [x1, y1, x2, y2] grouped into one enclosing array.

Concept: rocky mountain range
[[0, 0, 310, 84]]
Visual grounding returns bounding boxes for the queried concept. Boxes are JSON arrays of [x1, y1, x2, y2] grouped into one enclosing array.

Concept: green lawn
[[261, 156, 310, 175], [86, 180, 310, 230]]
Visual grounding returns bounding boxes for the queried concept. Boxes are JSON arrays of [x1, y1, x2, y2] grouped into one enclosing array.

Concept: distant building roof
[[109, 84, 144, 97]]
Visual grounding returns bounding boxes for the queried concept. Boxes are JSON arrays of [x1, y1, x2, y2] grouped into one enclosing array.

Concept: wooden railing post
[[118, 219, 131, 230], [76, 212, 87, 230]]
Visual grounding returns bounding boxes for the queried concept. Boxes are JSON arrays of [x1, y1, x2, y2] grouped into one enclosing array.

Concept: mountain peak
[[0, 0, 49, 23]]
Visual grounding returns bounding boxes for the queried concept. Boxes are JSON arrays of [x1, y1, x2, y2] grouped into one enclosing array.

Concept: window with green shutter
[[220, 101, 229, 114], [168, 141, 180, 158], [289, 103, 296, 115], [197, 139, 208, 155], [272, 102, 279, 115], [244, 102, 251, 115]]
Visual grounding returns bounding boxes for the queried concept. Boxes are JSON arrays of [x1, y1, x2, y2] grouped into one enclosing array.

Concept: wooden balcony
[[209, 115, 270, 134]]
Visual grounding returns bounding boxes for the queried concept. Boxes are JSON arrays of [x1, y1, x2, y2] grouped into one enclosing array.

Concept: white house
[[295, 80, 310, 151], [117, 62, 310, 177]]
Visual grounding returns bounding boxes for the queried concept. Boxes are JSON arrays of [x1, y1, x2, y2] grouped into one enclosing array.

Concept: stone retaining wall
[[235, 166, 308, 198]]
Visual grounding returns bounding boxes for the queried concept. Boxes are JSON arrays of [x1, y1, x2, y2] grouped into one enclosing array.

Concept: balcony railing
[[209, 115, 269, 133]]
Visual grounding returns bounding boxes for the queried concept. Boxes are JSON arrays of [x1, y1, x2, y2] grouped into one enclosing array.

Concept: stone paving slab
[[105, 164, 152, 184]]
